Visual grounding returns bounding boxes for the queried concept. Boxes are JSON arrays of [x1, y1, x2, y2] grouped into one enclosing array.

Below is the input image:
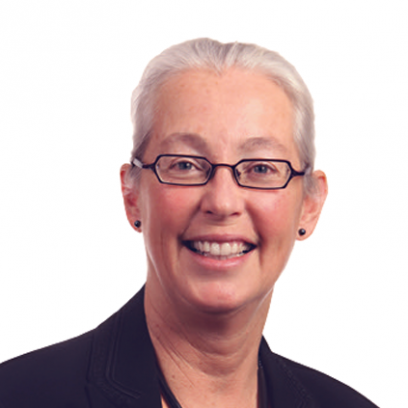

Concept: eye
[[175, 161, 191, 170], [247, 162, 278, 176], [252, 164, 274, 174], [170, 158, 200, 171]]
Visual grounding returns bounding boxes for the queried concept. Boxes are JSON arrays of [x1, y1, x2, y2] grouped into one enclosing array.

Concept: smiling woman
[[0, 38, 379, 408]]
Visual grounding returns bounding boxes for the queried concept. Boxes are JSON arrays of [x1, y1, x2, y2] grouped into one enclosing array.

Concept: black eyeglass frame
[[132, 154, 306, 190]]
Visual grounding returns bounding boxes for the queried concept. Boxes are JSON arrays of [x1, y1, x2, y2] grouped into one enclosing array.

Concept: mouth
[[183, 240, 256, 260]]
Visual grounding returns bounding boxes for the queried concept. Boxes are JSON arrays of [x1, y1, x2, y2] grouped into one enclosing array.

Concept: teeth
[[190, 241, 252, 258], [211, 243, 220, 255], [220, 243, 231, 256]]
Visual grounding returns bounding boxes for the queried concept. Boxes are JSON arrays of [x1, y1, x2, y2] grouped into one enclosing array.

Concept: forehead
[[148, 68, 297, 160]]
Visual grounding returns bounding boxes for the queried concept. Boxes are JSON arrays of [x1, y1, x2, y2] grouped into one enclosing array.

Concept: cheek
[[251, 194, 302, 286], [252, 192, 302, 244], [142, 184, 198, 241]]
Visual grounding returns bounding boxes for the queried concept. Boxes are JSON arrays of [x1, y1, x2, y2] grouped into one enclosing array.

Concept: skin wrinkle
[[146, 288, 263, 396], [149, 305, 195, 388]]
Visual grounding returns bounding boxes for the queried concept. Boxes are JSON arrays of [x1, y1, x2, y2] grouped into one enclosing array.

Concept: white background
[[1, 1, 407, 407]]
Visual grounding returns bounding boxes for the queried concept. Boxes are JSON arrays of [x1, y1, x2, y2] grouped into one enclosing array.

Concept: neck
[[144, 282, 272, 408]]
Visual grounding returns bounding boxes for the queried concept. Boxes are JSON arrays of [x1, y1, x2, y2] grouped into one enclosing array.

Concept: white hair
[[128, 38, 316, 194]]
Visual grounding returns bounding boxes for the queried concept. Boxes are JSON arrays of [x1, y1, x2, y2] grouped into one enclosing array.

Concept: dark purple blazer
[[0, 287, 379, 408]]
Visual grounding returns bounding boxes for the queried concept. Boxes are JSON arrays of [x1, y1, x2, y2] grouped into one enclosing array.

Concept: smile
[[184, 240, 256, 259]]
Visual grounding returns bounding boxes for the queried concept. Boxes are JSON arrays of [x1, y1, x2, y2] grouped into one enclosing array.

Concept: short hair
[[128, 38, 316, 194]]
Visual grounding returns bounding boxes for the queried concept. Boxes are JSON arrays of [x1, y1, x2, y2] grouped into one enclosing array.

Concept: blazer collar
[[87, 287, 312, 408], [259, 339, 313, 408], [87, 287, 161, 407]]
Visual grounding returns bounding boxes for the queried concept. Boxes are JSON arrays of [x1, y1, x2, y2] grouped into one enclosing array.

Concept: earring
[[134, 220, 141, 229], [298, 228, 306, 236]]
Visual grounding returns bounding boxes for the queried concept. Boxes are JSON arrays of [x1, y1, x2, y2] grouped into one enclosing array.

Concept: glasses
[[132, 154, 305, 190]]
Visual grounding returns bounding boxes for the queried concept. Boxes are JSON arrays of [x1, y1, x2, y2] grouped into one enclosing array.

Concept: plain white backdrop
[[1, 1, 407, 406]]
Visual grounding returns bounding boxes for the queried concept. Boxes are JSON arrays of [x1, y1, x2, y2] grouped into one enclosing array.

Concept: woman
[[0, 38, 378, 407]]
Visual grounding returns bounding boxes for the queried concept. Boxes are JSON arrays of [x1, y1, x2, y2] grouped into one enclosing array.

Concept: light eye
[[169, 158, 201, 171], [245, 161, 278, 175], [174, 161, 194, 170], [252, 164, 275, 174]]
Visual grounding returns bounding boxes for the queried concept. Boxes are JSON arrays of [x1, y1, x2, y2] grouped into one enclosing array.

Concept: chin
[[183, 280, 265, 316]]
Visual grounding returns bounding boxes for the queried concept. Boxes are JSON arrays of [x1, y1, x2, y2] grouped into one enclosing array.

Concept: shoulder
[[0, 331, 93, 407], [260, 340, 379, 408], [277, 354, 378, 407], [0, 289, 149, 408]]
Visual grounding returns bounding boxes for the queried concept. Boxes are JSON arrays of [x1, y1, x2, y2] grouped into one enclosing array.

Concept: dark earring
[[134, 220, 141, 229], [298, 228, 306, 236]]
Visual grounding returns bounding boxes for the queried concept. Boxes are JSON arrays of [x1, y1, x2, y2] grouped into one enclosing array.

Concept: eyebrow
[[160, 133, 288, 155], [160, 133, 209, 152], [238, 136, 288, 154]]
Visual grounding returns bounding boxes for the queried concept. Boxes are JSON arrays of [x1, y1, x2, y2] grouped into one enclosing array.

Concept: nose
[[200, 165, 244, 219]]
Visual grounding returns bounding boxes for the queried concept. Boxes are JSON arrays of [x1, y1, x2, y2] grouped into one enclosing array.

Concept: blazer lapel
[[87, 287, 162, 408], [259, 339, 314, 408]]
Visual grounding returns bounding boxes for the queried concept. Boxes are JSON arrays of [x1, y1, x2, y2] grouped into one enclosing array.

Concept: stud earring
[[298, 228, 306, 236], [134, 220, 141, 229]]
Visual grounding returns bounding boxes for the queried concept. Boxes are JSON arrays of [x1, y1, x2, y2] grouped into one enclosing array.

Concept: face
[[123, 68, 326, 316]]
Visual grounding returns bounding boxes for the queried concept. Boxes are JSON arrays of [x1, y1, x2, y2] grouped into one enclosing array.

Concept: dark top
[[0, 287, 379, 408]]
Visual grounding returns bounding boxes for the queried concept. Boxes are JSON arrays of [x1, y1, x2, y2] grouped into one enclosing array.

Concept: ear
[[120, 164, 142, 232], [297, 170, 328, 240]]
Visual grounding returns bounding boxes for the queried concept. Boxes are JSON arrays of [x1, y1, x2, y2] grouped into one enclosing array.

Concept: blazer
[[0, 287, 379, 408]]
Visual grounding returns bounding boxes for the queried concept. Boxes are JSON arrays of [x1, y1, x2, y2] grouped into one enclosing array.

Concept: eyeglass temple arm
[[132, 158, 143, 168], [293, 169, 306, 177], [132, 158, 154, 169]]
